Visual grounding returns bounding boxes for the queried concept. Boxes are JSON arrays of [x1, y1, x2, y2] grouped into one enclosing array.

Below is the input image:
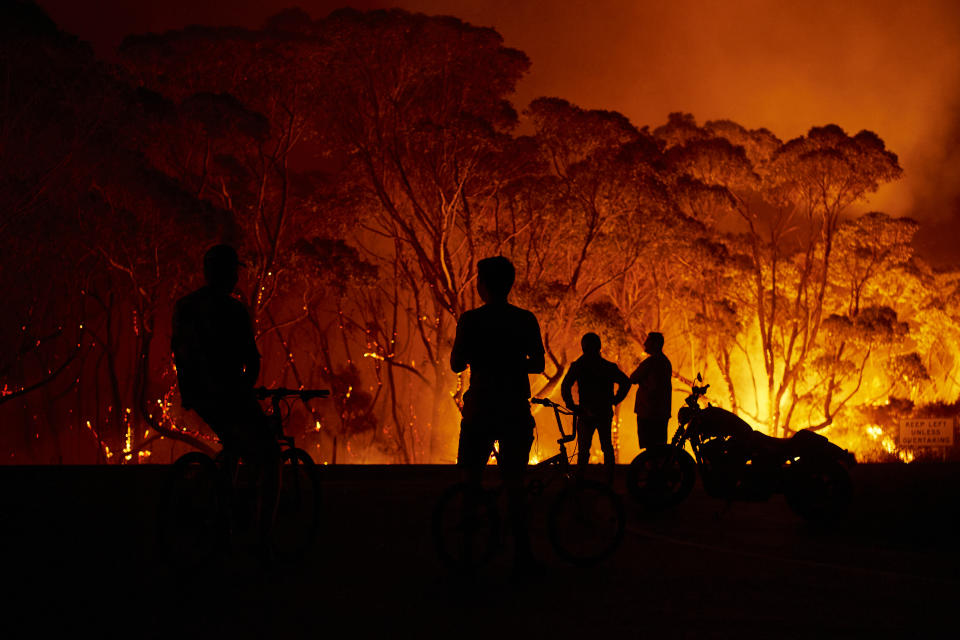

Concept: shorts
[[457, 411, 535, 471]]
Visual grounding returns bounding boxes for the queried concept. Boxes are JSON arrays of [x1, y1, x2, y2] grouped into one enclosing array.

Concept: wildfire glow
[[3, 2, 959, 466]]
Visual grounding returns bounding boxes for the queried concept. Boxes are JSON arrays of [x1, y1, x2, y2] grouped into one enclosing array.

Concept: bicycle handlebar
[[531, 397, 575, 415], [254, 386, 330, 400], [532, 398, 578, 448]]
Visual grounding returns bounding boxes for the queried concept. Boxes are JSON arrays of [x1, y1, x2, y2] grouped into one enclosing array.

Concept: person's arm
[[628, 361, 644, 385], [170, 297, 193, 358], [171, 298, 199, 368], [525, 313, 546, 374], [612, 364, 631, 405], [656, 360, 672, 412], [560, 362, 578, 409], [240, 305, 261, 388], [243, 351, 261, 388], [450, 315, 468, 373]]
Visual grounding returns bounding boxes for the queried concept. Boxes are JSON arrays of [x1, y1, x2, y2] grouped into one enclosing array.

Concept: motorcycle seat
[[747, 431, 794, 457]]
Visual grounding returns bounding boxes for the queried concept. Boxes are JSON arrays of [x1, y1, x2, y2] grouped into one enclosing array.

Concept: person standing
[[630, 332, 672, 451], [450, 256, 545, 574], [560, 332, 630, 480]]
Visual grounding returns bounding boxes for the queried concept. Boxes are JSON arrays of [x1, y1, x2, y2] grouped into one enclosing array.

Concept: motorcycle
[[626, 374, 856, 522]]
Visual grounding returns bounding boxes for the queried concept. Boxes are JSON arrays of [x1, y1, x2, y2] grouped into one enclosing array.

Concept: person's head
[[581, 332, 601, 357], [644, 331, 664, 355], [203, 244, 243, 293], [476, 256, 515, 303]]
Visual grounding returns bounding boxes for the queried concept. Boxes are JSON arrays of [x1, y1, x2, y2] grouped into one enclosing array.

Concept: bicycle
[[432, 397, 625, 572], [159, 386, 329, 565]]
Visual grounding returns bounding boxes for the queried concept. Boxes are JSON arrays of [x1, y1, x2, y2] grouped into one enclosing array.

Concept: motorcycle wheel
[[626, 445, 696, 510], [784, 459, 852, 523]]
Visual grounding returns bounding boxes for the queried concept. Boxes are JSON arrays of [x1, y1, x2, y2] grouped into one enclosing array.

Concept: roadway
[[2, 463, 957, 638]]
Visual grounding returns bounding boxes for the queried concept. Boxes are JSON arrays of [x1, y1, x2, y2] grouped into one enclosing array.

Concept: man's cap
[[204, 244, 246, 270]]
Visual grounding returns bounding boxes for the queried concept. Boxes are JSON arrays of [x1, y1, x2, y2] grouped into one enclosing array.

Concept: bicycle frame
[[486, 399, 577, 466], [531, 398, 578, 470], [254, 386, 329, 451], [218, 387, 328, 480], [434, 397, 626, 571]]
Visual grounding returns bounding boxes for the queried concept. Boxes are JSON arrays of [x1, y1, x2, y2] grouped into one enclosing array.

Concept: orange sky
[[38, 0, 960, 262]]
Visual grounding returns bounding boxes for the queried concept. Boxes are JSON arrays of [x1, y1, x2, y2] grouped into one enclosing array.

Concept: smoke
[[38, 0, 960, 262], [911, 91, 960, 267], [362, 1, 960, 241]]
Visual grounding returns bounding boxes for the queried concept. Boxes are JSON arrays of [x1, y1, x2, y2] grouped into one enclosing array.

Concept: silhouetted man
[[171, 244, 280, 549], [561, 332, 630, 480], [630, 332, 672, 450], [451, 256, 545, 573]]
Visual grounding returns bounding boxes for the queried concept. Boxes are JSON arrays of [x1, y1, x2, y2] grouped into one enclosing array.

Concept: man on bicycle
[[561, 332, 630, 481], [171, 244, 281, 549], [450, 256, 545, 575]]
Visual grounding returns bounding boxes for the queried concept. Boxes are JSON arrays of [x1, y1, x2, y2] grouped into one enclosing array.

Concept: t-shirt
[[450, 302, 544, 415], [630, 352, 672, 419], [560, 355, 630, 418], [171, 286, 260, 409]]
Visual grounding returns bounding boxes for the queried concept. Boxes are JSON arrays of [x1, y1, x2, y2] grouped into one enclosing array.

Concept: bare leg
[[501, 424, 538, 573]]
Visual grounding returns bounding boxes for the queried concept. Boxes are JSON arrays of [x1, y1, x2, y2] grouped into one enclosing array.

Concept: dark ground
[[2, 462, 958, 638]]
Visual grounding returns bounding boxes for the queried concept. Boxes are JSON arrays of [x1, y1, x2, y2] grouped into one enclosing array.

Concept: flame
[[123, 424, 133, 462]]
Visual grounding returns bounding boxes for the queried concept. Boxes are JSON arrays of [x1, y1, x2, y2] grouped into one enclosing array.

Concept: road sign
[[899, 417, 955, 447]]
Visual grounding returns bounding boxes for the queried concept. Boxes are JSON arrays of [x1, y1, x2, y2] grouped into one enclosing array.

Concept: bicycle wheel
[[432, 482, 500, 573], [548, 480, 625, 565], [273, 447, 320, 559], [159, 451, 221, 567], [627, 445, 696, 509]]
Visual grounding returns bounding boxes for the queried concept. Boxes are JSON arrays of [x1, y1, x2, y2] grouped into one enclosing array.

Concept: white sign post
[[899, 417, 955, 448]]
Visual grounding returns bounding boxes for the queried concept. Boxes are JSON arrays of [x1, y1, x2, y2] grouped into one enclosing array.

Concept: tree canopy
[[2, 2, 957, 464]]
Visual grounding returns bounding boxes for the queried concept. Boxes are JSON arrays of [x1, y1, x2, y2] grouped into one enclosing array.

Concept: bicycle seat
[[557, 434, 576, 444]]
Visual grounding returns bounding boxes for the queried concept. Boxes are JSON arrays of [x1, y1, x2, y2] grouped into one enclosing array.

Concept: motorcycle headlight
[[678, 406, 693, 424]]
